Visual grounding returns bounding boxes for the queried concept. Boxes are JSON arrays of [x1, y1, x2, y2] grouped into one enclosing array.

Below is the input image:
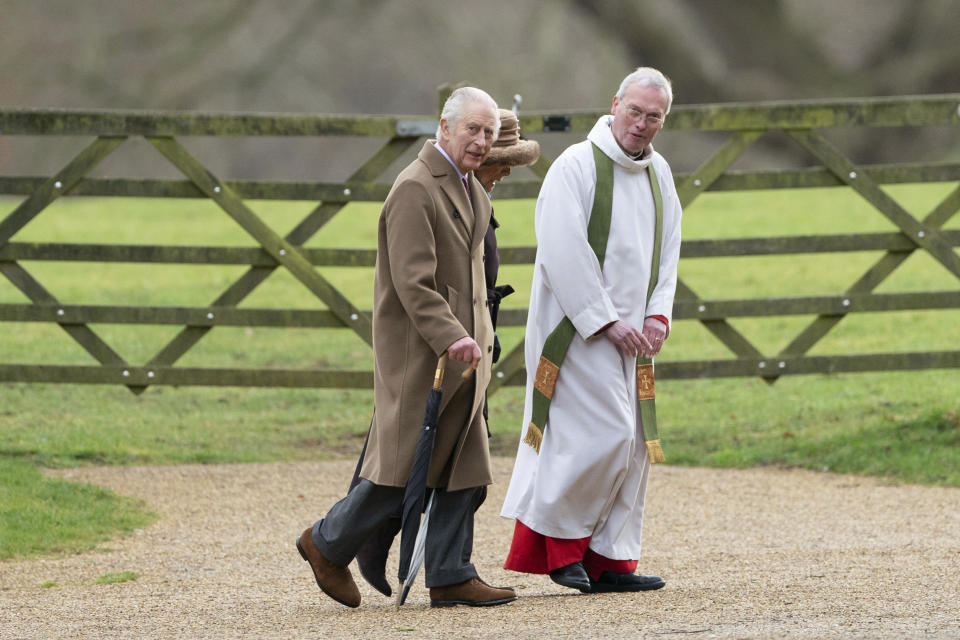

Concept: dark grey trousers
[[312, 479, 482, 588]]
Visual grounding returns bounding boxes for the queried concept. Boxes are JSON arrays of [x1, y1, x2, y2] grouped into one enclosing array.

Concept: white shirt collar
[[433, 141, 468, 181]]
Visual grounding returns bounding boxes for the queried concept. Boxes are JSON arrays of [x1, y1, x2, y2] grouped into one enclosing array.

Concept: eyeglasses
[[623, 106, 664, 126]]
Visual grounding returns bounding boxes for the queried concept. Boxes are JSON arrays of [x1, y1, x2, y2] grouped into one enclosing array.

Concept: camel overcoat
[[359, 141, 495, 492]]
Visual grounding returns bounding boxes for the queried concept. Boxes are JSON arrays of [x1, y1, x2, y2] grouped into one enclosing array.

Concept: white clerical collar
[[433, 141, 468, 181], [588, 115, 653, 171]]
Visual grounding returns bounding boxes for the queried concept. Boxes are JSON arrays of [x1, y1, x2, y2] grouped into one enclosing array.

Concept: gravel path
[[2, 458, 959, 639]]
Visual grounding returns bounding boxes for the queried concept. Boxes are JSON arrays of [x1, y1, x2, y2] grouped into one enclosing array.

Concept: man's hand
[[640, 317, 667, 358], [447, 336, 482, 370], [602, 320, 651, 358]]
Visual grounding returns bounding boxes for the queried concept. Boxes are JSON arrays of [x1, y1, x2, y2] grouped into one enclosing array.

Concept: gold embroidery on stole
[[636, 363, 656, 401]]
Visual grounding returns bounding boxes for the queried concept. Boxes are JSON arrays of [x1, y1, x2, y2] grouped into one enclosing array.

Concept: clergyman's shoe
[[549, 561, 591, 593], [429, 577, 517, 608], [589, 571, 665, 593], [296, 526, 361, 608]]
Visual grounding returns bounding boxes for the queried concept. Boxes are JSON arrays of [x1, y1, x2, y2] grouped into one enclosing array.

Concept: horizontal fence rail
[[1, 94, 959, 393]]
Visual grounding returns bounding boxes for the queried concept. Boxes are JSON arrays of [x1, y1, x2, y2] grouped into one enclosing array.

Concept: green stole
[[523, 143, 666, 464]]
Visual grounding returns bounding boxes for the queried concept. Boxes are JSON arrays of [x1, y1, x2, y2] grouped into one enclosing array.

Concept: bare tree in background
[[571, 0, 960, 164], [2, 0, 957, 175], [572, 0, 960, 101]]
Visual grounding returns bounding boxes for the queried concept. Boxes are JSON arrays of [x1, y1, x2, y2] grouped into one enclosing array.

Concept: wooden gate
[[1, 94, 958, 394]]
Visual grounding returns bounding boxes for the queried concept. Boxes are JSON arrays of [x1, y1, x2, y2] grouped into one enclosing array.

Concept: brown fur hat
[[483, 108, 541, 167]]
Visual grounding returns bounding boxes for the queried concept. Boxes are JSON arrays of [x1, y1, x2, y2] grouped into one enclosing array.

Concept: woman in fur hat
[[475, 108, 541, 194], [476, 109, 540, 364]]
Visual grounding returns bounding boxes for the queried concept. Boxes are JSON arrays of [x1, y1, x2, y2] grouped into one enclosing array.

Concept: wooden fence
[[1, 93, 959, 394]]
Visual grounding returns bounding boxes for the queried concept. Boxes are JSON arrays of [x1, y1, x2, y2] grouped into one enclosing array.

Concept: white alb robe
[[500, 116, 682, 560]]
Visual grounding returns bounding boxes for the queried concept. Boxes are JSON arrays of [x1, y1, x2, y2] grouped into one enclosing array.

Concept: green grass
[[0, 384, 373, 467], [1, 182, 959, 558], [0, 458, 156, 559], [650, 376, 960, 485], [94, 571, 139, 585]]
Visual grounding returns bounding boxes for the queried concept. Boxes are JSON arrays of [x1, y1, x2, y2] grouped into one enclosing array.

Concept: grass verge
[[0, 458, 156, 560]]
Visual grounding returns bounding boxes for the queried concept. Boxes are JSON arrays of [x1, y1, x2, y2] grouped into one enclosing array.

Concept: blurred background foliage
[[2, 0, 959, 181]]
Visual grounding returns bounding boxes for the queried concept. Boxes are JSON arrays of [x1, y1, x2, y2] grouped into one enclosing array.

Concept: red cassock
[[504, 520, 638, 581]]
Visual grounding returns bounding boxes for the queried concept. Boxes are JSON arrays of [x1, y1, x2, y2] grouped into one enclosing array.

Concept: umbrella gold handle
[[434, 353, 448, 391]]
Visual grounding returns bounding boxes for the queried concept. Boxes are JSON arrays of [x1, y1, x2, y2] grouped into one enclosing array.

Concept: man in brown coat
[[296, 87, 516, 609]]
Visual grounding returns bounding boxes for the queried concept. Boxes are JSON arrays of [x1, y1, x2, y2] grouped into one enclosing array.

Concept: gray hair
[[436, 87, 500, 141], [616, 67, 674, 115]]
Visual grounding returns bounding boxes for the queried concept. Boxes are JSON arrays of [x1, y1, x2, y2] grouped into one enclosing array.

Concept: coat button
[[453, 211, 461, 219], [487, 346, 493, 353]]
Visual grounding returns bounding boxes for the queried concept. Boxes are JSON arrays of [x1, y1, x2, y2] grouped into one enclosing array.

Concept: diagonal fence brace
[[787, 129, 960, 279], [147, 136, 373, 343], [0, 135, 138, 387], [672, 130, 773, 379], [0, 262, 128, 367], [0, 137, 126, 245], [136, 135, 419, 393], [778, 180, 960, 360]]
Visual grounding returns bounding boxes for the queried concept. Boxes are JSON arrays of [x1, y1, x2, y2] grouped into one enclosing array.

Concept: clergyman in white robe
[[501, 74, 682, 589]]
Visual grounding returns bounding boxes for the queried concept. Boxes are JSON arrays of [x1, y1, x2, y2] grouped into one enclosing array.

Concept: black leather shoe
[[549, 561, 591, 592], [354, 517, 400, 597], [590, 571, 665, 592]]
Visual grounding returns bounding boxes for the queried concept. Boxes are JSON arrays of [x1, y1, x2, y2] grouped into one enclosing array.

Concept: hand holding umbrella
[[446, 335, 482, 375]]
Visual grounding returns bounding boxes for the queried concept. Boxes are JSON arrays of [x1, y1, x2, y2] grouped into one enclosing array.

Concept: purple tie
[[462, 176, 471, 200]]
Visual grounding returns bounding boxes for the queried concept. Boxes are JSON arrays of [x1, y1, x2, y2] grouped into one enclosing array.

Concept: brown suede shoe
[[429, 577, 517, 608], [296, 526, 361, 608]]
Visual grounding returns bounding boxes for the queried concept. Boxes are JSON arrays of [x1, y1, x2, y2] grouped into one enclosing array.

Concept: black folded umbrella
[[396, 352, 448, 606]]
